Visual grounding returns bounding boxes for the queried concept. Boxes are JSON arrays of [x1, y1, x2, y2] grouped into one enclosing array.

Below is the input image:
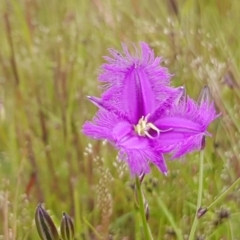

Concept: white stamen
[[134, 115, 172, 139]]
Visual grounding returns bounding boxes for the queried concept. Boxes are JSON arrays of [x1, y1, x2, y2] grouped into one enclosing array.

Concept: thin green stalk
[[154, 192, 183, 240], [228, 219, 233, 240], [73, 186, 81, 233], [83, 218, 103, 239], [135, 177, 153, 240], [207, 177, 240, 211], [189, 151, 204, 240]]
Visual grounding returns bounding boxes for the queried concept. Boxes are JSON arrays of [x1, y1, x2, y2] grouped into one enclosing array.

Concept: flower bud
[[198, 85, 211, 105], [35, 204, 59, 240], [174, 86, 186, 105], [60, 212, 75, 240], [197, 207, 208, 218], [145, 201, 149, 221]]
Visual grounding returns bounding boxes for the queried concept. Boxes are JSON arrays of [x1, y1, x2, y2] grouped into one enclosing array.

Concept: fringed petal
[[99, 42, 172, 123], [87, 96, 129, 121], [82, 109, 123, 141], [118, 147, 168, 176], [149, 86, 185, 122], [171, 135, 204, 158], [153, 95, 218, 158]]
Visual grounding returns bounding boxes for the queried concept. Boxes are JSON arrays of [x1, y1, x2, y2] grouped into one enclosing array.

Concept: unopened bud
[[174, 86, 186, 105], [60, 212, 75, 240], [197, 207, 208, 218], [35, 204, 59, 240], [145, 201, 150, 220], [198, 85, 211, 105]]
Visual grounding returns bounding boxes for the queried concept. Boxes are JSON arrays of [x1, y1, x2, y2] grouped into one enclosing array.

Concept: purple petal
[[82, 109, 123, 141], [112, 121, 133, 144], [87, 96, 129, 121], [99, 42, 172, 123], [120, 65, 156, 122], [161, 96, 218, 130], [115, 134, 152, 175], [153, 96, 218, 158], [113, 128, 168, 175], [171, 135, 204, 158], [118, 149, 151, 176], [118, 143, 168, 176], [149, 86, 185, 122], [115, 131, 167, 175], [149, 152, 168, 175], [155, 116, 204, 134]]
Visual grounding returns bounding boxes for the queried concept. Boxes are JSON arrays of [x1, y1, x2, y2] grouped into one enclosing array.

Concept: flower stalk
[[206, 177, 240, 212], [188, 150, 204, 239], [135, 176, 153, 240], [154, 191, 183, 240]]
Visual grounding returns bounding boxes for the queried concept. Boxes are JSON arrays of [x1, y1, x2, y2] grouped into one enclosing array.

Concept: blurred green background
[[0, 0, 240, 239]]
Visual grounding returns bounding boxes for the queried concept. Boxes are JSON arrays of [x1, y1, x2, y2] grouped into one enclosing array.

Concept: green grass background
[[0, 0, 240, 239]]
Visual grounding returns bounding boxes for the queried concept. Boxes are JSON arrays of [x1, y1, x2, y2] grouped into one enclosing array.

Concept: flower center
[[134, 115, 161, 139], [134, 115, 172, 139]]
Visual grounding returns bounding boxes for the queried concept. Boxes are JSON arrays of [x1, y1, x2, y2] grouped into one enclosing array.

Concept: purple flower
[[82, 43, 218, 176]]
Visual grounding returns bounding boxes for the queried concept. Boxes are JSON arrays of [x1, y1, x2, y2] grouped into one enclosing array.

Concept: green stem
[[188, 151, 204, 240], [155, 192, 183, 240], [135, 176, 153, 240], [207, 176, 240, 211], [83, 218, 103, 239]]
